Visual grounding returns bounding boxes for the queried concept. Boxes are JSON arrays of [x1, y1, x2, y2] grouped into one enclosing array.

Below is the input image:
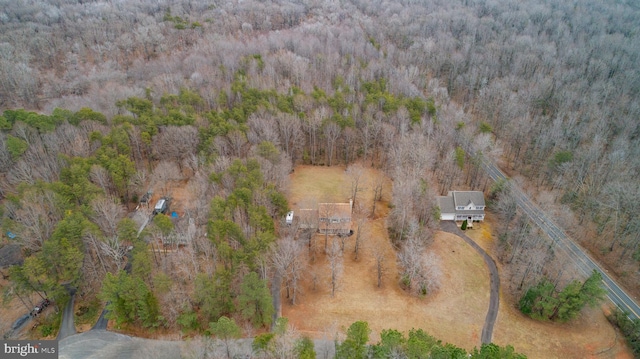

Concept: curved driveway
[[441, 221, 499, 345]]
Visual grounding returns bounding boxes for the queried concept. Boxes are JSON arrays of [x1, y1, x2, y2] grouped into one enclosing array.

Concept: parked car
[[30, 298, 51, 317]]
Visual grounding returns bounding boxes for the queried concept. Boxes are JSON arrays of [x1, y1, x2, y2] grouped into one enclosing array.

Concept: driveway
[[440, 221, 500, 344]]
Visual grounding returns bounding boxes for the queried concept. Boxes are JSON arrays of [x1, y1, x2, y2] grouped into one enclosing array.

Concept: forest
[[0, 0, 639, 357]]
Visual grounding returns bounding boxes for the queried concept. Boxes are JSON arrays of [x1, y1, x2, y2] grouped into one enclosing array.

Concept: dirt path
[[440, 221, 500, 344]]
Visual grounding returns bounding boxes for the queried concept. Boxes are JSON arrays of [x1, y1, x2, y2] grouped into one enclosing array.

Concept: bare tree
[[90, 196, 126, 237], [270, 236, 305, 305], [97, 234, 127, 272], [373, 249, 386, 288], [353, 218, 367, 261], [90, 165, 114, 195], [326, 239, 343, 297], [303, 107, 326, 164], [323, 122, 341, 166], [152, 160, 182, 196], [371, 175, 384, 218], [277, 113, 304, 163], [346, 163, 365, 209], [13, 188, 62, 251], [397, 226, 441, 296]]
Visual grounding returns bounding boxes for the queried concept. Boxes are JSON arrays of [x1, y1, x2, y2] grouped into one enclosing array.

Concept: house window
[[456, 206, 465, 210], [330, 219, 340, 223]]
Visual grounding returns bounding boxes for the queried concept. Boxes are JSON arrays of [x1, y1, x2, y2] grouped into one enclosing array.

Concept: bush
[[75, 298, 101, 325], [461, 220, 468, 230], [607, 309, 640, 356]]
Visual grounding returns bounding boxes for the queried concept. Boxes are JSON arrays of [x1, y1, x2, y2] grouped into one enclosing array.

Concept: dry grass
[[285, 165, 634, 359], [464, 216, 633, 359]]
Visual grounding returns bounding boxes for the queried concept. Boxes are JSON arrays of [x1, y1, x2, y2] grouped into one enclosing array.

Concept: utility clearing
[[284, 165, 633, 359]]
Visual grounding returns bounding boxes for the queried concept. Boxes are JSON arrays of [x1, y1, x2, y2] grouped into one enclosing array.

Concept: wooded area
[[0, 0, 638, 355]]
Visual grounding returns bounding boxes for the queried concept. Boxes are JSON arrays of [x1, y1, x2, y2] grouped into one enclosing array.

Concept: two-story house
[[436, 191, 485, 222]]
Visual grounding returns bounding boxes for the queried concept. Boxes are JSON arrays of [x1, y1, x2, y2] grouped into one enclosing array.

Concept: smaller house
[[437, 191, 485, 222]]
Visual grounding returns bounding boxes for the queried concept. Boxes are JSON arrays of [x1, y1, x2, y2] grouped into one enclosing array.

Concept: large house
[[293, 200, 353, 235], [317, 201, 352, 235], [437, 191, 485, 222]]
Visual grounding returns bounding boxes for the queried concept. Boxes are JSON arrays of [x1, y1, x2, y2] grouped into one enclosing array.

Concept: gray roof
[[454, 209, 485, 215], [451, 191, 485, 207], [436, 196, 455, 214]]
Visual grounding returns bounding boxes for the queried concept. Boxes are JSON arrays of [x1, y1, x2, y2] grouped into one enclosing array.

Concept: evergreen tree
[[209, 316, 241, 359], [295, 336, 316, 359], [336, 321, 371, 359], [238, 272, 274, 328]]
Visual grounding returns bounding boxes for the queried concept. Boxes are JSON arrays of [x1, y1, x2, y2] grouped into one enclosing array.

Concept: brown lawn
[[284, 165, 634, 359]]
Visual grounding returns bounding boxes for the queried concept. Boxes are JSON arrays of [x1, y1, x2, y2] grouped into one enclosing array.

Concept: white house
[[436, 191, 485, 222]]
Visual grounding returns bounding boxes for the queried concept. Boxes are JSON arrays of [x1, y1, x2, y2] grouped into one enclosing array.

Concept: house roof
[[318, 203, 352, 219], [318, 202, 352, 232], [451, 191, 485, 207], [436, 196, 455, 214], [454, 209, 485, 215]]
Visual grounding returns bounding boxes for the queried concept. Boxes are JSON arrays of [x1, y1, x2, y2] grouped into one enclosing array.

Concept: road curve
[[476, 153, 640, 321], [440, 221, 500, 344]]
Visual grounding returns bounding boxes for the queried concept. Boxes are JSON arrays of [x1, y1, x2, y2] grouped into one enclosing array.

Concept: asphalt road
[[92, 307, 109, 330], [441, 221, 500, 344], [477, 155, 640, 320], [57, 293, 76, 340]]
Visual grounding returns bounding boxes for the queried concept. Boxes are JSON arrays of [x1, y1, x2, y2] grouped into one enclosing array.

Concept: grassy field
[[284, 165, 633, 359]]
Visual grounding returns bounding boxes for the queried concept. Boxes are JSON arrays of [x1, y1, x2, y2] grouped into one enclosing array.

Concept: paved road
[[57, 293, 76, 340], [441, 221, 500, 344], [477, 154, 640, 320], [92, 307, 109, 330]]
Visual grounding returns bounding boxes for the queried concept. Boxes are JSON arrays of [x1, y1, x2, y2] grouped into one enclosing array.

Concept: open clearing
[[284, 165, 633, 359]]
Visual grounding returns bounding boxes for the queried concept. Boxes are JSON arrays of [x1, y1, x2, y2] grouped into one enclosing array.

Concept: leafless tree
[[353, 219, 367, 261], [323, 122, 341, 166], [152, 160, 183, 196], [346, 163, 365, 209], [326, 239, 343, 297], [270, 236, 305, 305], [373, 249, 386, 288], [303, 107, 327, 164], [90, 165, 114, 195], [397, 226, 441, 296], [13, 188, 62, 251], [90, 196, 125, 238], [371, 175, 384, 218], [226, 129, 248, 158], [277, 113, 304, 163], [97, 234, 127, 272], [152, 126, 199, 168]]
